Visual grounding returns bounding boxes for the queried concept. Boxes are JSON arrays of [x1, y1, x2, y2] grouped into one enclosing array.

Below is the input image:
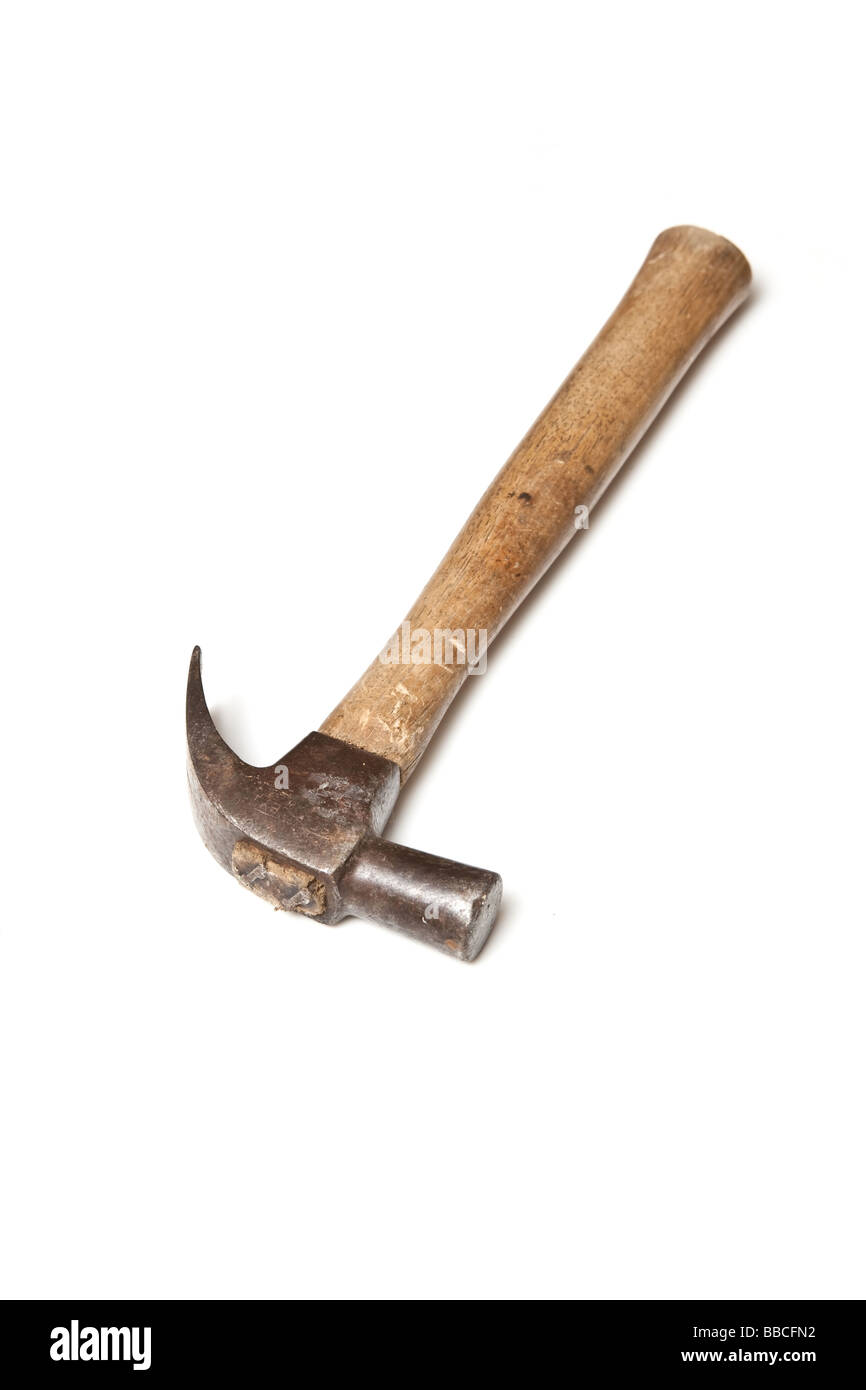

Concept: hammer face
[[340, 837, 502, 960]]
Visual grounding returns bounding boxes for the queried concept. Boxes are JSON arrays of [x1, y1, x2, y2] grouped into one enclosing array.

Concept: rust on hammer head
[[186, 648, 501, 960]]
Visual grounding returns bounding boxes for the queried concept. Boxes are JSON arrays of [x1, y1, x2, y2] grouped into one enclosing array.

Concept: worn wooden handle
[[321, 225, 750, 778]]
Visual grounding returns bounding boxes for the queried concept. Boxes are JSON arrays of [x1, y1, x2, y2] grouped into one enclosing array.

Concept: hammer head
[[186, 649, 501, 960]]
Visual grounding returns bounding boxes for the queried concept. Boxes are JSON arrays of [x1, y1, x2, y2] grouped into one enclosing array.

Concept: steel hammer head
[[186, 649, 501, 960]]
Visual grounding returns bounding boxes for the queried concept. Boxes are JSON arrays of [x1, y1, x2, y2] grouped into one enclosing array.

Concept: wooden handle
[[321, 225, 751, 778]]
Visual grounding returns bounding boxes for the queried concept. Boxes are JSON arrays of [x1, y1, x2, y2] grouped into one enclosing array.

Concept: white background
[[1, 2, 863, 1300]]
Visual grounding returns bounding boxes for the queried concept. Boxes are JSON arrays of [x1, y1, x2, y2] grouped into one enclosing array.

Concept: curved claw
[[184, 644, 278, 872], [186, 645, 247, 769]]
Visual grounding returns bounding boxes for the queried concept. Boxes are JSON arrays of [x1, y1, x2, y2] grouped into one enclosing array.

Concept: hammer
[[187, 225, 750, 960]]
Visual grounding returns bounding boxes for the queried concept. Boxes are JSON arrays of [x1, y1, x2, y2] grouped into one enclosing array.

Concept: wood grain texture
[[321, 226, 751, 778]]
